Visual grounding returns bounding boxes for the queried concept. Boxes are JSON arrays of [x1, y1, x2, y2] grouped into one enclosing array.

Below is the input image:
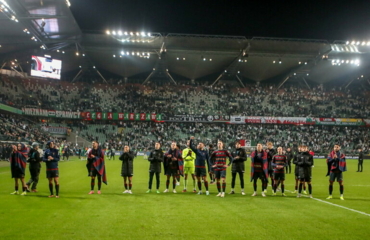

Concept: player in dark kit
[[265, 142, 276, 192], [250, 143, 268, 197], [210, 140, 234, 198], [26, 142, 42, 192], [285, 147, 293, 174], [120, 145, 135, 194], [189, 136, 211, 195], [292, 146, 306, 194], [326, 144, 346, 200], [295, 146, 314, 198], [272, 147, 288, 196], [87, 141, 107, 195], [357, 148, 364, 172], [146, 142, 164, 193], [163, 142, 183, 193], [43, 141, 60, 198], [10, 143, 29, 195], [230, 141, 247, 195]]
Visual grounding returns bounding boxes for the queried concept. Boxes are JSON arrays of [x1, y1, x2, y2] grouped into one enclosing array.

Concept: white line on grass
[[286, 190, 370, 217]]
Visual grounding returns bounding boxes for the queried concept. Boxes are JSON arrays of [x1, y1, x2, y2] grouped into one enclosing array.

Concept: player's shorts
[[252, 172, 266, 181], [295, 173, 299, 180], [329, 172, 343, 182], [89, 168, 100, 177], [121, 173, 133, 177], [195, 168, 207, 177], [215, 170, 226, 179], [165, 168, 178, 177], [11, 169, 25, 178], [273, 172, 285, 181], [298, 176, 311, 182], [268, 169, 274, 177], [184, 166, 195, 175], [46, 170, 59, 178]]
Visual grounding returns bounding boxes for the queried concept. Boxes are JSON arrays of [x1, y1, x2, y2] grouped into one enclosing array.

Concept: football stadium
[[0, 0, 369, 239]]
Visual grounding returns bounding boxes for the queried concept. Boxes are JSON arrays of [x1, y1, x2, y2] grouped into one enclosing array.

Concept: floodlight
[[112, 31, 116, 35], [118, 31, 122, 36]]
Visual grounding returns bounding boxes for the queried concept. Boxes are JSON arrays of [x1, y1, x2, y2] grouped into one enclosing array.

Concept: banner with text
[[22, 108, 80, 119], [163, 114, 230, 122]]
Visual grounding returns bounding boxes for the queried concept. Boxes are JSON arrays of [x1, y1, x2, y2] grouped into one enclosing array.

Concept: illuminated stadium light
[[356, 41, 360, 45], [121, 51, 124, 55], [148, 33, 151, 37], [350, 60, 354, 64], [176, 57, 179, 60], [298, 61, 301, 64], [124, 31, 128, 35], [294, 73, 296, 75], [224, 70, 227, 73], [346, 60, 349, 63], [118, 31, 122, 36], [126, 51, 129, 55], [131, 52, 135, 55], [79, 66, 81, 68], [346, 41, 349, 45], [351, 41, 355, 45], [361, 75, 364, 78], [76, 52, 79, 56], [136, 32, 140, 36], [113, 55, 116, 57], [183, 58, 185, 60], [331, 60, 335, 63], [93, 66, 96, 69], [203, 58, 206, 61], [141, 32, 146, 36], [273, 60, 276, 64], [279, 59, 282, 64], [210, 59, 213, 61], [362, 41, 366, 46], [307, 73, 309, 76], [66, 0, 71, 7], [113, 31, 117, 35], [106, 30, 110, 35], [237, 71, 240, 74], [130, 32, 133, 36]]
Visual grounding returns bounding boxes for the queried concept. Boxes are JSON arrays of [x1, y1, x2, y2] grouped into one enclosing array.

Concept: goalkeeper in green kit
[[182, 140, 196, 192]]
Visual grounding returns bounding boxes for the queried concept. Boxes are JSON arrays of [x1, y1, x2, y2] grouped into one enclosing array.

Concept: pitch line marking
[[285, 190, 370, 217]]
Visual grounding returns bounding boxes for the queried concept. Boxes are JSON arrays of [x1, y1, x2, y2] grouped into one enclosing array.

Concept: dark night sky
[[70, 0, 370, 41]]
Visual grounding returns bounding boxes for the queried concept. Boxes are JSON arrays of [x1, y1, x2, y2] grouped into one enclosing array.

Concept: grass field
[[0, 156, 369, 240]]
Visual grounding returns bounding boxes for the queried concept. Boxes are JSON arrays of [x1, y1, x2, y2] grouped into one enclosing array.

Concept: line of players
[[8, 138, 346, 200]]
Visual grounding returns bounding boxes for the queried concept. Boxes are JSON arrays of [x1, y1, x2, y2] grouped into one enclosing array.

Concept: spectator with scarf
[[326, 144, 346, 200], [43, 141, 60, 198], [10, 143, 29, 195], [87, 141, 107, 194]]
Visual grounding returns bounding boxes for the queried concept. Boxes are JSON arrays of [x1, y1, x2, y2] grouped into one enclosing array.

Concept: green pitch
[[0, 157, 369, 240]]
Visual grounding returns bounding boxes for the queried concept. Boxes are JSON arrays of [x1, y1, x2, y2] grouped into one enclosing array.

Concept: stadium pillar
[[143, 70, 155, 85], [166, 72, 177, 85], [302, 77, 311, 90], [211, 73, 224, 87], [236, 75, 245, 88], [71, 69, 83, 83], [277, 76, 290, 89], [96, 70, 108, 83], [345, 78, 355, 89]]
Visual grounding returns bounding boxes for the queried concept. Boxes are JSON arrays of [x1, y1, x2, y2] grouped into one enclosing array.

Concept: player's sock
[[172, 179, 176, 189], [273, 184, 277, 193], [55, 184, 59, 196], [308, 184, 312, 194], [329, 185, 333, 195], [222, 183, 226, 193], [129, 183, 132, 190], [193, 179, 196, 190], [253, 183, 257, 192], [15, 186, 19, 191], [49, 183, 53, 195], [22, 186, 27, 192], [184, 177, 187, 189], [204, 181, 209, 191], [216, 182, 221, 192], [281, 184, 285, 193], [91, 178, 95, 190], [98, 179, 101, 190], [197, 181, 202, 191], [124, 183, 128, 190], [166, 180, 169, 189], [340, 185, 344, 194], [298, 183, 302, 193]]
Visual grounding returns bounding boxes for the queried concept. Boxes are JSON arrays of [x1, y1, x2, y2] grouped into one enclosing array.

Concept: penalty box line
[[285, 189, 370, 217]]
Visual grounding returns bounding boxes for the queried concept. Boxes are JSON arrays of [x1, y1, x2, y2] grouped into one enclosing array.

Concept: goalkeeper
[[181, 140, 196, 193]]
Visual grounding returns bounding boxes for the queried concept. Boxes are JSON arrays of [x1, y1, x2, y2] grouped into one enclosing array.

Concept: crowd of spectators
[[1, 74, 369, 118]]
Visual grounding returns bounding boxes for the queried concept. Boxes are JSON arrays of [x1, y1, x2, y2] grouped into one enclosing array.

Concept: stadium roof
[[1, 0, 370, 84]]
